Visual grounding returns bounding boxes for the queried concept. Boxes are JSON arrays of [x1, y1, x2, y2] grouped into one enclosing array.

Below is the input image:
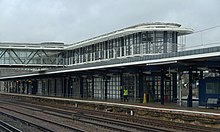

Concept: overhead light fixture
[[146, 61, 177, 66], [204, 70, 209, 73]]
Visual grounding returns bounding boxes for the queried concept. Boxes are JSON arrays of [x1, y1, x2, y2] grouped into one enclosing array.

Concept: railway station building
[[0, 22, 220, 107]]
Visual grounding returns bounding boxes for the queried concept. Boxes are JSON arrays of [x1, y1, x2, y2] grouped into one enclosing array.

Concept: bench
[[206, 98, 220, 109]]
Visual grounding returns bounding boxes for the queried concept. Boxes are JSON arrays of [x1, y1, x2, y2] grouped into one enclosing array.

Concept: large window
[[107, 75, 120, 99], [94, 77, 104, 99], [154, 32, 164, 53]]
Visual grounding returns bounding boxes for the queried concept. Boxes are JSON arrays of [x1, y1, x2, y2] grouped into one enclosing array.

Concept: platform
[[1, 92, 220, 119]]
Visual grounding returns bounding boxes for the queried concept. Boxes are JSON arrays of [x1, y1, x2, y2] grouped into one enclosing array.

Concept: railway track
[[71, 112, 170, 132], [39, 105, 220, 132], [0, 112, 56, 132], [43, 109, 168, 132], [4, 99, 217, 132], [1, 99, 219, 132], [0, 103, 86, 132], [0, 120, 22, 132], [0, 100, 169, 132], [86, 107, 218, 132]]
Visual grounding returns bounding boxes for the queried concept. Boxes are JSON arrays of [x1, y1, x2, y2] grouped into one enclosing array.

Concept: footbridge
[[0, 42, 66, 68]]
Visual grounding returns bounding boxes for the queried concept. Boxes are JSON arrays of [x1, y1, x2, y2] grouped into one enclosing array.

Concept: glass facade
[[65, 31, 178, 65]]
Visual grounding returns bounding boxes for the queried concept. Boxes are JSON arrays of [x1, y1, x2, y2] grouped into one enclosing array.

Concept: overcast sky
[[0, 0, 220, 47]]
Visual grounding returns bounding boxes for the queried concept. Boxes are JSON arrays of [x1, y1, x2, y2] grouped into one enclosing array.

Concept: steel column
[[138, 71, 144, 102], [200, 70, 203, 79], [54, 79, 57, 96], [105, 77, 108, 100], [187, 68, 193, 107], [160, 69, 165, 105], [172, 73, 177, 103], [80, 77, 83, 98], [92, 76, 94, 99], [68, 77, 72, 97]]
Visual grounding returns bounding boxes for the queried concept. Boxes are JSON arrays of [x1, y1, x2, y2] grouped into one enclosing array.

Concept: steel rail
[[0, 120, 23, 132], [0, 112, 53, 132], [0, 106, 86, 132], [5, 99, 217, 132], [0, 101, 146, 132], [1, 98, 219, 132], [0, 100, 171, 132]]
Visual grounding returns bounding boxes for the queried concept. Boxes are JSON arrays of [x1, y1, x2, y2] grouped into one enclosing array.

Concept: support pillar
[[63, 78, 66, 97], [22, 81, 25, 94], [172, 73, 177, 103], [104, 77, 108, 100], [67, 77, 71, 97], [85, 79, 88, 98], [160, 69, 165, 105], [47, 79, 50, 96], [33, 80, 38, 95], [200, 70, 203, 79], [16, 81, 20, 93], [61, 78, 64, 97], [27, 81, 30, 94], [120, 73, 123, 101], [5, 82, 7, 93], [187, 68, 193, 107], [54, 79, 57, 96], [92, 76, 94, 99], [80, 77, 83, 98], [138, 71, 144, 102], [177, 71, 183, 106], [41, 80, 44, 95]]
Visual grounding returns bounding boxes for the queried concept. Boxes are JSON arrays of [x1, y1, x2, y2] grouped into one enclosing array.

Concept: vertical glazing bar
[[138, 32, 142, 54], [175, 32, 178, 52], [121, 37, 124, 57], [172, 32, 178, 52], [128, 35, 131, 56], [164, 31, 167, 53], [154, 31, 156, 53], [146, 31, 149, 54], [132, 34, 135, 55], [123, 36, 126, 56]]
